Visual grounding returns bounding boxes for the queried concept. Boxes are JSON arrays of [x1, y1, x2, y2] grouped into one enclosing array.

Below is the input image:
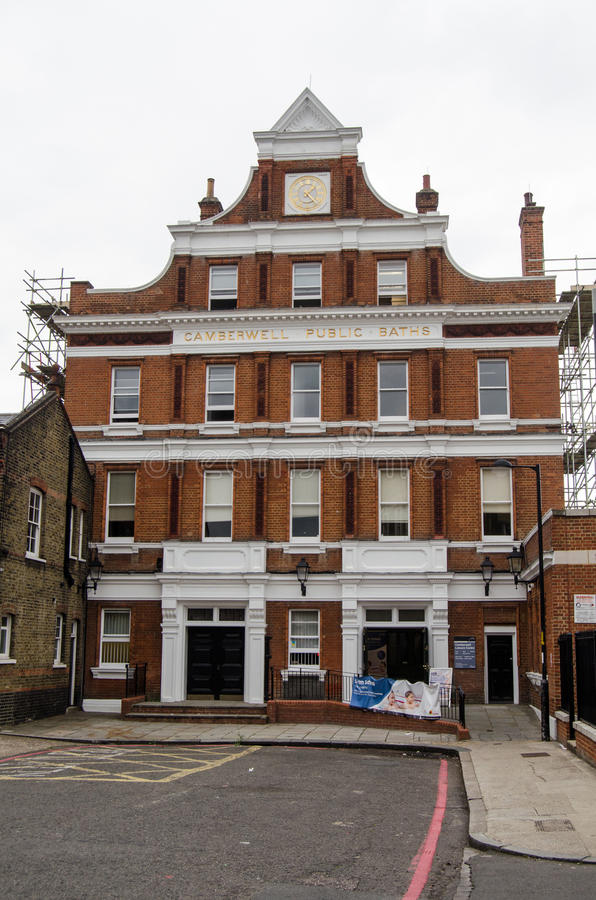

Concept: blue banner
[[350, 677, 441, 719], [350, 676, 394, 709]]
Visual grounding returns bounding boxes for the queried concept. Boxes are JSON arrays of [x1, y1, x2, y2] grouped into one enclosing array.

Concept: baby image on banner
[[371, 679, 441, 719]]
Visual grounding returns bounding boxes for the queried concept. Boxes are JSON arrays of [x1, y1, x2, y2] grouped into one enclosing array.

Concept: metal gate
[[558, 633, 574, 737], [575, 631, 596, 727]]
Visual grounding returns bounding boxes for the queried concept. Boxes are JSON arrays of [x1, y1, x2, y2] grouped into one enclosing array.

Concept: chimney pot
[[199, 177, 223, 220], [519, 192, 545, 276], [416, 173, 439, 214]]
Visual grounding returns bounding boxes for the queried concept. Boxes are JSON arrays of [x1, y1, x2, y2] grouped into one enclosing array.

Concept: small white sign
[[574, 594, 596, 623], [429, 667, 453, 688]]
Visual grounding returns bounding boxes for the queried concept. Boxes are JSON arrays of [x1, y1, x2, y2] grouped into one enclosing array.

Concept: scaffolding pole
[[550, 256, 596, 507], [11, 269, 72, 409]]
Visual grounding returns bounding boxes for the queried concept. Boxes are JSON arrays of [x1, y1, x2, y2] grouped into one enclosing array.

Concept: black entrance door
[[187, 627, 244, 699], [486, 634, 514, 702], [363, 628, 427, 683]]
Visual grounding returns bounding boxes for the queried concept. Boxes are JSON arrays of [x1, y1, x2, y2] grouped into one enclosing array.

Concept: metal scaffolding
[[550, 258, 596, 507], [11, 269, 72, 408]]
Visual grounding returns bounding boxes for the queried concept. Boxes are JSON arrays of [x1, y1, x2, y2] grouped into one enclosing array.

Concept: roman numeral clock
[[285, 172, 331, 214]]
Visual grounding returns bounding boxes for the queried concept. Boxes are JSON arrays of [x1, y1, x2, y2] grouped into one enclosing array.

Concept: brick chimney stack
[[199, 177, 223, 220], [519, 191, 545, 276], [416, 174, 439, 214]]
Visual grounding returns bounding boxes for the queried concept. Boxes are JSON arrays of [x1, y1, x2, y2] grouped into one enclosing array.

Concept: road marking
[[402, 758, 449, 900], [0, 744, 261, 783]]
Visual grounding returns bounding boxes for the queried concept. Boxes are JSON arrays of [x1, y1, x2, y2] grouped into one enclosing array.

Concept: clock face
[[285, 172, 330, 215]]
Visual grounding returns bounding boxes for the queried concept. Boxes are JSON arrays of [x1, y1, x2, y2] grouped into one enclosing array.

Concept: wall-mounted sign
[[453, 637, 476, 669], [574, 594, 596, 624], [173, 319, 442, 353]]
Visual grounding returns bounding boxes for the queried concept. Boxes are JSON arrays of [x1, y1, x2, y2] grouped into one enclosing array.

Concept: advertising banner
[[350, 677, 441, 719]]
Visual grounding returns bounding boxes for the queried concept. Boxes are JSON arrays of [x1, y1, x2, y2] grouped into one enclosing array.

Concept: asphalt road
[[0, 740, 468, 899], [465, 849, 596, 899]]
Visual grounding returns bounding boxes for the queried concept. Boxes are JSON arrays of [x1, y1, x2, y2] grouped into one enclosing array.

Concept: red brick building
[[59, 90, 566, 712]]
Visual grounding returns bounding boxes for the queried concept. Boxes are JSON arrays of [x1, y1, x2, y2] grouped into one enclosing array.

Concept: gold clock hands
[[303, 187, 316, 203]]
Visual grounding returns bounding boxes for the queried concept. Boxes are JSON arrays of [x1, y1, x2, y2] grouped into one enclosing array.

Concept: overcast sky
[[1, 0, 594, 412]]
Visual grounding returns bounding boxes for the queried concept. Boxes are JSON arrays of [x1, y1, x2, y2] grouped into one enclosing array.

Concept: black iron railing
[[267, 667, 466, 727], [576, 631, 596, 727], [125, 662, 147, 698], [268, 667, 354, 703]]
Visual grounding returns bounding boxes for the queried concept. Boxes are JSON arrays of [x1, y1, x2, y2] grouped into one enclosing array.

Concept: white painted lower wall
[[82, 698, 122, 714], [84, 539, 524, 708]]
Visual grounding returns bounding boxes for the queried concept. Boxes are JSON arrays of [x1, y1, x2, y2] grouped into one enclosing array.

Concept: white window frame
[[288, 609, 320, 669], [209, 265, 238, 310], [203, 471, 233, 541], [292, 262, 322, 307], [291, 362, 321, 422], [378, 360, 408, 420], [106, 472, 136, 542], [54, 614, 64, 665], [206, 364, 236, 422], [377, 260, 407, 306], [69, 507, 78, 560], [478, 359, 510, 419], [26, 488, 42, 558], [378, 469, 410, 540], [99, 609, 131, 669], [78, 509, 85, 561], [481, 468, 513, 541], [111, 366, 140, 423], [0, 614, 13, 661], [290, 469, 320, 542]]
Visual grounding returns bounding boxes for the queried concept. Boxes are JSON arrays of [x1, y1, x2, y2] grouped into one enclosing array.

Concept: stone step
[[125, 711, 269, 725], [129, 702, 267, 717]]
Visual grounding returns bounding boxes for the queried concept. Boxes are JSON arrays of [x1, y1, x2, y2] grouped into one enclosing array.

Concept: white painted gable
[[254, 88, 362, 161]]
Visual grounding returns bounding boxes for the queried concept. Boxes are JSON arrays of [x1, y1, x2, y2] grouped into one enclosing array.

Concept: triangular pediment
[[271, 88, 344, 133], [254, 88, 362, 161]]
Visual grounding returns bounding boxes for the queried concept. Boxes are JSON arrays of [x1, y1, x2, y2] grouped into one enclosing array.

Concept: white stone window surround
[[69, 506, 78, 560], [203, 470, 233, 541], [0, 613, 15, 663], [363, 605, 428, 626], [111, 365, 140, 423], [378, 359, 408, 421], [78, 509, 86, 561], [291, 361, 321, 422], [53, 614, 65, 667], [186, 606, 246, 625], [477, 358, 510, 420], [290, 469, 320, 542], [205, 363, 236, 423], [105, 471, 136, 542], [96, 608, 131, 674], [26, 487, 43, 559], [481, 467, 513, 542], [293, 261, 322, 307], [378, 468, 410, 541], [209, 264, 238, 309], [377, 260, 407, 305], [288, 609, 320, 669]]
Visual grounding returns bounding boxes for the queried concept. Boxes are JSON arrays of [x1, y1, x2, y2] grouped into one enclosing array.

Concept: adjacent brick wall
[[0, 394, 93, 725]]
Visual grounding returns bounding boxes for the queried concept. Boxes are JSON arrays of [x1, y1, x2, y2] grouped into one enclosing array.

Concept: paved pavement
[[2, 703, 596, 864]]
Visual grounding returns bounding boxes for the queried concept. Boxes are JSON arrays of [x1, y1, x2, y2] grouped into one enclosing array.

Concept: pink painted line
[[401, 758, 449, 900], [0, 748, 59, 763]]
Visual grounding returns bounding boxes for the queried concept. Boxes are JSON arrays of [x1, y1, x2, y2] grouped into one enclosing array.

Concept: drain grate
[[535, 819, 575, 832], [521, 752, 550, 758]]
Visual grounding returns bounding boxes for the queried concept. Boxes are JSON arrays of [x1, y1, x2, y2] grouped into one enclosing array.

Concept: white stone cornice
[[166, 214, 450, 258], [58, 302, 568, 334], [78, 431, 564, 464]]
